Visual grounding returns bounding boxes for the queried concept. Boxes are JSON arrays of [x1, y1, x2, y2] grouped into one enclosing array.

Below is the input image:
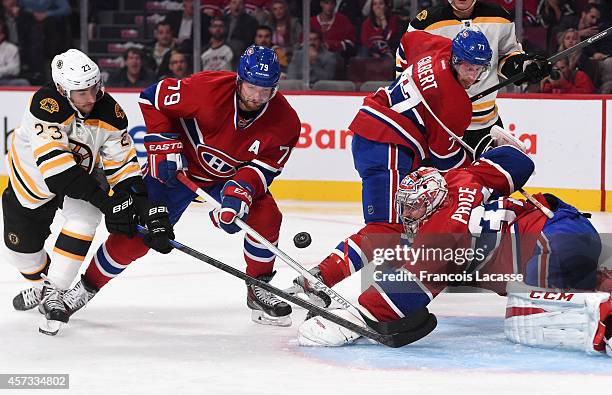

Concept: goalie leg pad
[[505, 281, 612, 355], [298, 309, 365, 347]]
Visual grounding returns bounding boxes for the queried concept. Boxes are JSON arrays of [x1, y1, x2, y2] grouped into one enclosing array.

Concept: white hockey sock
[[4, 248, 49, 287]]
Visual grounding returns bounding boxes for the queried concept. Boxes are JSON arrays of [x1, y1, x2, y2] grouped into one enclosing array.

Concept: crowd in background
[[0, 0, 611, 93]]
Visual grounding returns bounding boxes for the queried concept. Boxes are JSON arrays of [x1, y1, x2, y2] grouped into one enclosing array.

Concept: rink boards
[[0, 88, 609, 211]]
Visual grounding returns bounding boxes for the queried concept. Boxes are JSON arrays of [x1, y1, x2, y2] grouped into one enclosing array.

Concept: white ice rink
[[1, 201, 611, 394]]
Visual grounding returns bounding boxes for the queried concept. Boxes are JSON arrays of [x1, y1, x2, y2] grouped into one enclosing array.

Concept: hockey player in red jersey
[[64, 46, 301, 326], [296, 145, 611, 356], [289, 29, 493, 303]]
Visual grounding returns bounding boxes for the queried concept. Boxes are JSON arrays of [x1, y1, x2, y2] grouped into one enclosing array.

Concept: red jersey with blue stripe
[[349, 31, 471, 171], [138, 71, 301, 197]]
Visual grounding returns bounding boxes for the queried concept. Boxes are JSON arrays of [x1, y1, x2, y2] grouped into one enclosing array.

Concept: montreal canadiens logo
[[196, 144, 241, 178]]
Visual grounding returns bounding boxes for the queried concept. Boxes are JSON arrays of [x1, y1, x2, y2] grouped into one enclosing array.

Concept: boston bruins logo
[[40, 98, 59, 114], [416, 10, 427, 21], [7, 232, 20, 246], [114, 103, 125, 119], [69, 138, 95, 173]]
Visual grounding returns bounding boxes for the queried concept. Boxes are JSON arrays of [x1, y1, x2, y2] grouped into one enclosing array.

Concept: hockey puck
[[293, 232, 312, 248]]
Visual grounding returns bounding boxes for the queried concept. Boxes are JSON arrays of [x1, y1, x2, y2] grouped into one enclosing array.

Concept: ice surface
[[1, 201, 611, 394]]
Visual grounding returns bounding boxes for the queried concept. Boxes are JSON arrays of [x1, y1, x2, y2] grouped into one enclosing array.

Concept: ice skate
[[247, 272, 292, 327]]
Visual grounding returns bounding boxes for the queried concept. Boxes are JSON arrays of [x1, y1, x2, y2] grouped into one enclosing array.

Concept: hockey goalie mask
[[396, 168, 448, 234], [51, 49, 103, 117]]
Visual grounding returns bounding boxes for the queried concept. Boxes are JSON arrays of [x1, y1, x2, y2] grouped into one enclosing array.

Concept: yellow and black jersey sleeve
[[28, 84, 74, 125], [93, 93, 141, 188], [87, 92, 129, 132]]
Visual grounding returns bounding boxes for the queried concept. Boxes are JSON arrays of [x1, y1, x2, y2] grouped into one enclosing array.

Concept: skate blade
[[38, 317, 65, 336], [251, 310, 292, 327]]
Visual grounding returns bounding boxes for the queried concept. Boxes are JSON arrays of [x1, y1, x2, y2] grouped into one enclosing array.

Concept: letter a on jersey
[[248, 140, 261, 155]]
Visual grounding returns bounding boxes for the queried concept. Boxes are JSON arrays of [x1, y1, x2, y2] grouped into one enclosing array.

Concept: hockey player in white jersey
[[3, 49, 172, 335], [399, 0, 552, 151]]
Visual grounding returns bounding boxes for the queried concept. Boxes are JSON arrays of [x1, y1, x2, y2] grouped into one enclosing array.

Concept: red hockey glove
[[209, 180, 253, 234]]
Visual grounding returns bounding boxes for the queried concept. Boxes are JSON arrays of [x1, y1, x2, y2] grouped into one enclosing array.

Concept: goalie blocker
[[505, 281, 612, 357]]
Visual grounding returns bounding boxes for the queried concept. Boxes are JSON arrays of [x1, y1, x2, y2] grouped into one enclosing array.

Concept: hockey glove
[[90, 189, 138, 236], [143, 133, 186, 187], [517, 54, 552, 85], [210, 180, 254, 234], [141, 204, 174, 254]]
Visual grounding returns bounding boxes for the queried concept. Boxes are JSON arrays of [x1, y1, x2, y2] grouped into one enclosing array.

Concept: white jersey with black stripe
[[8, 86, 140, 209]]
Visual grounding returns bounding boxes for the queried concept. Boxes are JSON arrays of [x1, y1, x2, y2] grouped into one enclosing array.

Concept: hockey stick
[[175, 171, 365, 322], [136, 225, 415, 348], [471, 25, 612, 102], [405, 77, 554, 219]]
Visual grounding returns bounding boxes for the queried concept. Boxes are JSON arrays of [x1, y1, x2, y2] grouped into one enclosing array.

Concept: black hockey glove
[[502, 53, 552, 85], [513, 54, 552, 85], [90, 190, 138, 236], [141, 204, 174, 254], [522, 54, 552, 84]]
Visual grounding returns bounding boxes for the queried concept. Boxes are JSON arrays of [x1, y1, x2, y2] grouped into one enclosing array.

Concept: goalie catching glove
[[210, 180, 254, 234], [144, 133, 186, 187]]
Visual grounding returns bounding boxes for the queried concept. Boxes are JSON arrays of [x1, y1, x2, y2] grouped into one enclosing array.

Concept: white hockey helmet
[[395, 167, 448, 234], [51, 49, 102, 109]]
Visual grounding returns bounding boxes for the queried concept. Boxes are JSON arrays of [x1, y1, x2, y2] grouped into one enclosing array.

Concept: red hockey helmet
[[395, 167, 448, 234]]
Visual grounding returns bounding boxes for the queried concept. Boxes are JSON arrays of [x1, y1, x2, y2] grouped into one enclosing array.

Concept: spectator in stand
[[254, 25, 289, 71], [287, 29, 338, 85], [246, 0, 273, 24], [152, 21, 175, 71], [311, 0, 356, 58], [269, 0, 301, 63], [359, 0, 400, 58], [159, 50, 190, 80], [311, 0, 364, 28], [201, 16, 233, 71], [0, 0, 38, 81], [559, 4, 612, 59], [16, 0, 70, 82], [164, 0, 210, 53], [203, 0, 225, 17], [540, 56, 595, 93], [0, 19, 27, 85], [107, 47, 155, 88], [224, 0, 259, 60], [536, 0, 576, 52], [558, 3, 612, 91], [557, 27, 598, 82]]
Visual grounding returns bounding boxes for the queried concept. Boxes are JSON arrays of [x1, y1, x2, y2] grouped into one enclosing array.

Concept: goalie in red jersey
[[63, 46, 301, 327], [295, 144, 611, 357]]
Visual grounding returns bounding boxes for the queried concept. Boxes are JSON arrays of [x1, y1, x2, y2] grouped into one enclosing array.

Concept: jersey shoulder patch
[[409, 5, 456, 30], [472, 2, 513, 21], [87, 93, 128, 131], [29, 85, 73, 124]]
